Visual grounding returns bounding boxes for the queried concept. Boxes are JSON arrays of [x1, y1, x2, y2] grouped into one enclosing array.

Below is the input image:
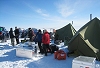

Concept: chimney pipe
[[90, 14, 92, 21], [72, 21, 73, 25]]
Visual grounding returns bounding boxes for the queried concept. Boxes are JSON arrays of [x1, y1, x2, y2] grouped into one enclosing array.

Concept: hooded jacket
[[42, 31, 50, 44], [9, 30, 14, 38], [36, 32, 42, 42]]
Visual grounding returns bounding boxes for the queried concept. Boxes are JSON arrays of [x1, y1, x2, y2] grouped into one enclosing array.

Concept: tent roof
[[68, 17, 100, 59], [56, 23, 76, 41]]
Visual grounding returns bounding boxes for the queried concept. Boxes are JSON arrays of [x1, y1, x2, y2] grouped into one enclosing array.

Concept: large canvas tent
[[55, 23, 76, 42], [68, 17, 100, 60]]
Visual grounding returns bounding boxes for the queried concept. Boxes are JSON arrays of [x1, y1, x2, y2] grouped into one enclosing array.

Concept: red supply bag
[[54, 50, 65, 59], [57, 52, 66, 60], [54, 51, 57, 59]]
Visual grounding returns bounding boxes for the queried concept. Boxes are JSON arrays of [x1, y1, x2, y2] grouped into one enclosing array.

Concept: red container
[[54, 50, 66, 60], [54, 51, 58, 59], [57, 52, 66, 60]]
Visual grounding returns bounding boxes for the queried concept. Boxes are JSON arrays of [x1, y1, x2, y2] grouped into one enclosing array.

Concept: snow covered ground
[[0, 39, 100, 68]]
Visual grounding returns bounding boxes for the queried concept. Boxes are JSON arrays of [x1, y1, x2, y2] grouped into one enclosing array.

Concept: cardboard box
[[72, 56, 96, 68], [16, 48, 35, 58]]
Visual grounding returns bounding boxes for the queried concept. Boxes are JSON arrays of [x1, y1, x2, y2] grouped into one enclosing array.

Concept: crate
[[16, 48, 35, 58], [72, 56, 96, 68]]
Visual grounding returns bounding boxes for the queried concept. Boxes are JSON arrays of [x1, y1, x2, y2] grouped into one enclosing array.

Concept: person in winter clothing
[[35, 29, 43, 54], [28, 28, 35, 42], [14, 27, 19, 44], [42, 30, 52, 56], [9, 28, 15, 46]]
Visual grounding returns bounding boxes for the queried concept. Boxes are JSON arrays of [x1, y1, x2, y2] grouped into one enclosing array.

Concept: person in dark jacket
[[28, 28, 35, 42], [42, 30, 52, 56], [36, 29, 43, 54], [14, 27, 19, 44], [9, 28, 15, 46]]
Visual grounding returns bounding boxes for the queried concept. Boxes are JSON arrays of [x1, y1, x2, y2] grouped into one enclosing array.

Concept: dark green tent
[[68, 17, 100, 60], [55, 23, 76, 42]]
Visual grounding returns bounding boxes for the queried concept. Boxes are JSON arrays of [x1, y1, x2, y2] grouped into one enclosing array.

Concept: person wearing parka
[[14, 27, 19, 44], [9, 28, 15, 46], [28, 28, 35, 42], [35, 29, 43, 53], [42, 30, 52, 56]]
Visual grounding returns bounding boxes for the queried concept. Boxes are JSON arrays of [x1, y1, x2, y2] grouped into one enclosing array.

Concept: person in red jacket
[[42, 30, 52, 56]]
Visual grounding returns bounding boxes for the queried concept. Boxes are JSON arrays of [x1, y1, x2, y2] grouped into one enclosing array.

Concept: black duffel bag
[[50, 44, 59, 53]]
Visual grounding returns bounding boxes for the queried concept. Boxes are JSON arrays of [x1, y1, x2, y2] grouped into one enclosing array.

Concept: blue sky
[[0, 0, 100, 31]]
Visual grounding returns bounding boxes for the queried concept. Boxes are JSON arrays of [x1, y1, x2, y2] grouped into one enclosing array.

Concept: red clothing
[[42, 32, 50, 44]]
